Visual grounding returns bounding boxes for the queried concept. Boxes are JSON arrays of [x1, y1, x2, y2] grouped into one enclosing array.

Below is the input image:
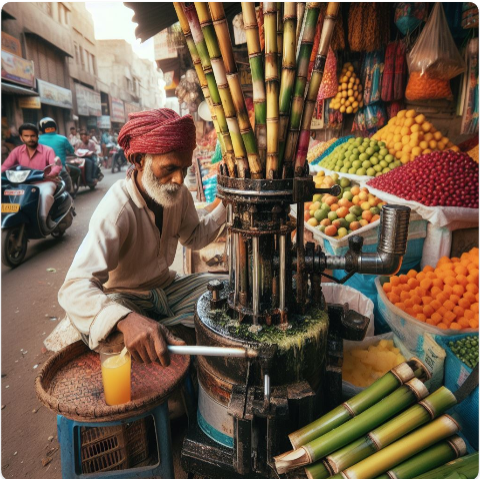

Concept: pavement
[[1, 169, 187, 478]]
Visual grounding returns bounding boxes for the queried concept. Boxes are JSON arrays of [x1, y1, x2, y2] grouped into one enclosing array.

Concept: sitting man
[[1, 123, 61, 232], [75, 129, 100, 187], [58, 109, 226, 365]]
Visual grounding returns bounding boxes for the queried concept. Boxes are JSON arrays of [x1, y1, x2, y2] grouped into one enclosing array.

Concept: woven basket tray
[[35, 341, 190, 422]]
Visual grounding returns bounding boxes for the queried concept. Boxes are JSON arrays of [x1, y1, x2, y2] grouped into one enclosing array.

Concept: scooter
[[1, 166, 75, 267], [111, 146, 127, 173], [66, 149, 104, 195]]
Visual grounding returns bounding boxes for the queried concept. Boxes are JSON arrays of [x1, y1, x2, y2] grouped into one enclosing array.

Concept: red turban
[[118, 108, 196, 160]]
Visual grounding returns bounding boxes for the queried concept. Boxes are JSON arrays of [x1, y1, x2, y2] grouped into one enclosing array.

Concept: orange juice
[[100, 352, 131, 405]]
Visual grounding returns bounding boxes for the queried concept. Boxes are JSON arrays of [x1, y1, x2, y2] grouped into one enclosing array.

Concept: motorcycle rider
[[76, 130, 99, 187], [1, 123, 61, 232], [38, 117, 80, 196]]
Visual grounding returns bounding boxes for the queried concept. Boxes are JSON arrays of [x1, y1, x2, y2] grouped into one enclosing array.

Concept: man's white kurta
[[58, 173, 226, 350]]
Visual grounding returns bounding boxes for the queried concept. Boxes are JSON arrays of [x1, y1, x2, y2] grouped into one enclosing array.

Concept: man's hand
[[116, 312, 186, 366]]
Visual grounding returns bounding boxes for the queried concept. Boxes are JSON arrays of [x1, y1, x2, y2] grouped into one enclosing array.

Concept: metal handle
[[167, 345, 258, 358]]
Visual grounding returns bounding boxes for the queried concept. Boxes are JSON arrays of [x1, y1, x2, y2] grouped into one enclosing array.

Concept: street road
[[1, 170, 186, 478]]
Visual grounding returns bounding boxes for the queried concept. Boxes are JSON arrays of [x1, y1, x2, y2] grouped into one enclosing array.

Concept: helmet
[[39, 117, 57, 133]]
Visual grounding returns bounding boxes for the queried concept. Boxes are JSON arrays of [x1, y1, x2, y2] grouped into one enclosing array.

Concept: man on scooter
[[76, 130, 99, 187], [38, 117, 80, 195], [59, 108, 225, 365], [2, 123, 62, 232]]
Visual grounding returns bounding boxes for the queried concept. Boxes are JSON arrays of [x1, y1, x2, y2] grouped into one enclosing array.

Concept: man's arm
[[1, 148, 18, 172], [45, 147, 62, 176], [178, 189, 226, 250]]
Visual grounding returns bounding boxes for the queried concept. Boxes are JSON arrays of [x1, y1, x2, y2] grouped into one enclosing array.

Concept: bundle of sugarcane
[[304, 386, 458, 479], [174, 2, 340, 181], [329, 416, 460, 479], [408, 452, 479, 479], [275, 378, 429, 473], [373, 436, 467, 479], [289, 360, 429, 449]]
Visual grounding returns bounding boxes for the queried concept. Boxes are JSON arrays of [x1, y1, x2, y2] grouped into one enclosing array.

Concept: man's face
[[140, 150, 193, 207], [80, 134, 89, 143], [20, 129, 38, 148], [71, 128, 76, 135]]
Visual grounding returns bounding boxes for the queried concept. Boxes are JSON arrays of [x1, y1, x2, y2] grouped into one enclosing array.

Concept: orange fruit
[[458, 318, 471, 328], [383, 283, 392, 293], [395, 302, 406, 311], [449, 294, 461, 305], [426, 318, 436, 325], [459, 298, 471, 309], [432, 278, 444, 289], [450, 322, 462, 330], [466, 284, 479, 294], [471, 302, 479, 313], [400, 291, 410, 302], [453, 306, 465, 317], [444, 276, 457, 287], [469, 318, 479, 329], [431, 312, 442, 324], [331, 204, 340, 212], [436, 292, 449, 304], [464, 309, 475, 320], [413, 304, 423, 314], [417, 272, 427, 282], [430, 300, 442, 310], [437, 306, 448, 317], [420, 279, 432, 290], [443, 284, 454, 296], [437, 323, 448, 329], [407, 269, 418, 279], [451, 257, 460, 263], [464, 292, 476, 304], [404, 299, 415, 308], [455, 264, 468, 276], [399, 275, 409, 284], [392, 286, 402, 296], [456, 275, 468, 287], [408, 278, 420, 289], [390, 276, 400, 286], [389, 293, 401, 304], [416, 313, 427, 322], [426, 271, 437, 280], [476, 292, 479, 302], [411, 295, 422, 306], [444, 311, 456, 325], [443, 300, 455, 311], [452, 284, 465, 296], [415, 287, 427, 298], [431, 286, 442, 297], [422, 296, 433, 306], [406, 308, 415, 316], [424, 265, 435, 273], [423, 305, 435, 317]]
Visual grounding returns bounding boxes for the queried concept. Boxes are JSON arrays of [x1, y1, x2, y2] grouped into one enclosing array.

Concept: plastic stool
[[57, 401, 174, 479]]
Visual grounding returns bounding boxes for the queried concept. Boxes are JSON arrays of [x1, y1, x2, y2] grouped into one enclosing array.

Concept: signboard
[[97, 115, 111, 129], [124, 102, 141, 117], [153, 29, 178, 61], [2, 33, 21, 56], [1, 50, 34, 87], [110, 97, 125, 123], [18, 96, 41, 109], [75, 83, 101, 117], [37, 79, 72, 109]]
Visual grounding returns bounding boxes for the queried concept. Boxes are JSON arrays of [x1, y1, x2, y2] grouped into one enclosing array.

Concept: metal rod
[[168, 345, 258, 358], [227, 203, 234, 285], [279, 234, 286, 312], [252, 236, 260, 324], [264, 372, 271, 407], [234, 232, 240, 304]]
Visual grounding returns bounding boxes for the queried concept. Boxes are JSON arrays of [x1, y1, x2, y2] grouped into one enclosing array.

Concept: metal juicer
[[181, 171, 411, 479]]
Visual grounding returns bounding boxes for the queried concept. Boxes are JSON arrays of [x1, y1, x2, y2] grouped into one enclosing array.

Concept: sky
[[85, 2, 155, 63]]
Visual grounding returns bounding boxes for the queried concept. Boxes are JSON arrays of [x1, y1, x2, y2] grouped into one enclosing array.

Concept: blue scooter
[[1, 166, 75, 267]]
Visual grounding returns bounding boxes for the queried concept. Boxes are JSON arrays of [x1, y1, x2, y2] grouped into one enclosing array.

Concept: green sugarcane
[[283, 2, 321, 174], [294, 2, 339, 176], [242, 2, 267, 170], [276, 2, 284, 79], [179, 2, 244, 177], [275, 378, 429, 473], [409, 452, 479, 479], [278, 2, 297, 176], [317, 387, 458, 477], [207, 2, 263, 178], [331, 416, 460, 479], [264, 2, 280, 178], [289, 361, 420, 450], [374, 436, 466, 479]]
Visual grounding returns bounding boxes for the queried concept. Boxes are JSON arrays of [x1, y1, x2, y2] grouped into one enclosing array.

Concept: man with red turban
[[58, 109, 226, 365]]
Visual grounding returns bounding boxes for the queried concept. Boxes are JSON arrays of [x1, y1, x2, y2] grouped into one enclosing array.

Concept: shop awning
[[1, 81, 38, 96], [125, 2, 241, 42]]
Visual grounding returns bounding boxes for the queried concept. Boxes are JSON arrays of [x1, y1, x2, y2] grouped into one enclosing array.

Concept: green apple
[[328, 211, 338, 221], [350, 205, 362, 216], [345, 213, 356, 223], [367, 167, 376, 176], [338, 227, 348, 238], [340, 178, 350, 187]]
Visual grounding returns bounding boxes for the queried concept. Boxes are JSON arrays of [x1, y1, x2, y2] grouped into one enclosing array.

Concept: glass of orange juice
[[100, 349, 132, 406]]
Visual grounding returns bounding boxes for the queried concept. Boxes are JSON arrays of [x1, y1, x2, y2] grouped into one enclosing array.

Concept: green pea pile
[[448, 336, 479, 369]]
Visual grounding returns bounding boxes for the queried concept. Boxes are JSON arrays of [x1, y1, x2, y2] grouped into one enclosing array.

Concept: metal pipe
[[227, 203, 234, 285], [168, 345, 258, 358], [264, 372, 271, 407], [279, 234, 286, 313], [252, 235, 260, 324]]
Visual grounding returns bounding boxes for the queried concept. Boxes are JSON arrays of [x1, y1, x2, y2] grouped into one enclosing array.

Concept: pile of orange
[[383, 248, 479, 330]]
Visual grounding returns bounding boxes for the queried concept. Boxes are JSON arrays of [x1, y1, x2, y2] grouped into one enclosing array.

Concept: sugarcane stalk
[[407, 452, 479, 479], [278, 2, 297, 174], [275, 378, 428, 473], [173, 3, 226, 160], [242, 2, 267, 170], [277, 2, 284, 79], [294, 2, 339, 176], [296, 2, 306, 47], [322, 387, 457, 475], [374, 436, 466, 479], [289, 361, 419, 450], [283, 2, 321, 176], [208, 2, 263, 178], [189, 2, 250, 178], [330, 416, 460, 479], [264, 2, 280, 179]]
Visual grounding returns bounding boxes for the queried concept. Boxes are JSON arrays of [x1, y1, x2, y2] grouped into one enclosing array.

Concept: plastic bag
[[407, 3, 466, 80], [405, 72, 452, 101], [317, 48, 338, 100], [365, 104, 387, 130]]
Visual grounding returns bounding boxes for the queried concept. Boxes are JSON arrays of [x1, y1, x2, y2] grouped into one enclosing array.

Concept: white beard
[[142, 155, 181, 207]]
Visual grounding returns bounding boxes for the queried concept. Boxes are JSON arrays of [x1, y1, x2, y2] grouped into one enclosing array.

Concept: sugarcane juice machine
[[181, 168, 412, 479]]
